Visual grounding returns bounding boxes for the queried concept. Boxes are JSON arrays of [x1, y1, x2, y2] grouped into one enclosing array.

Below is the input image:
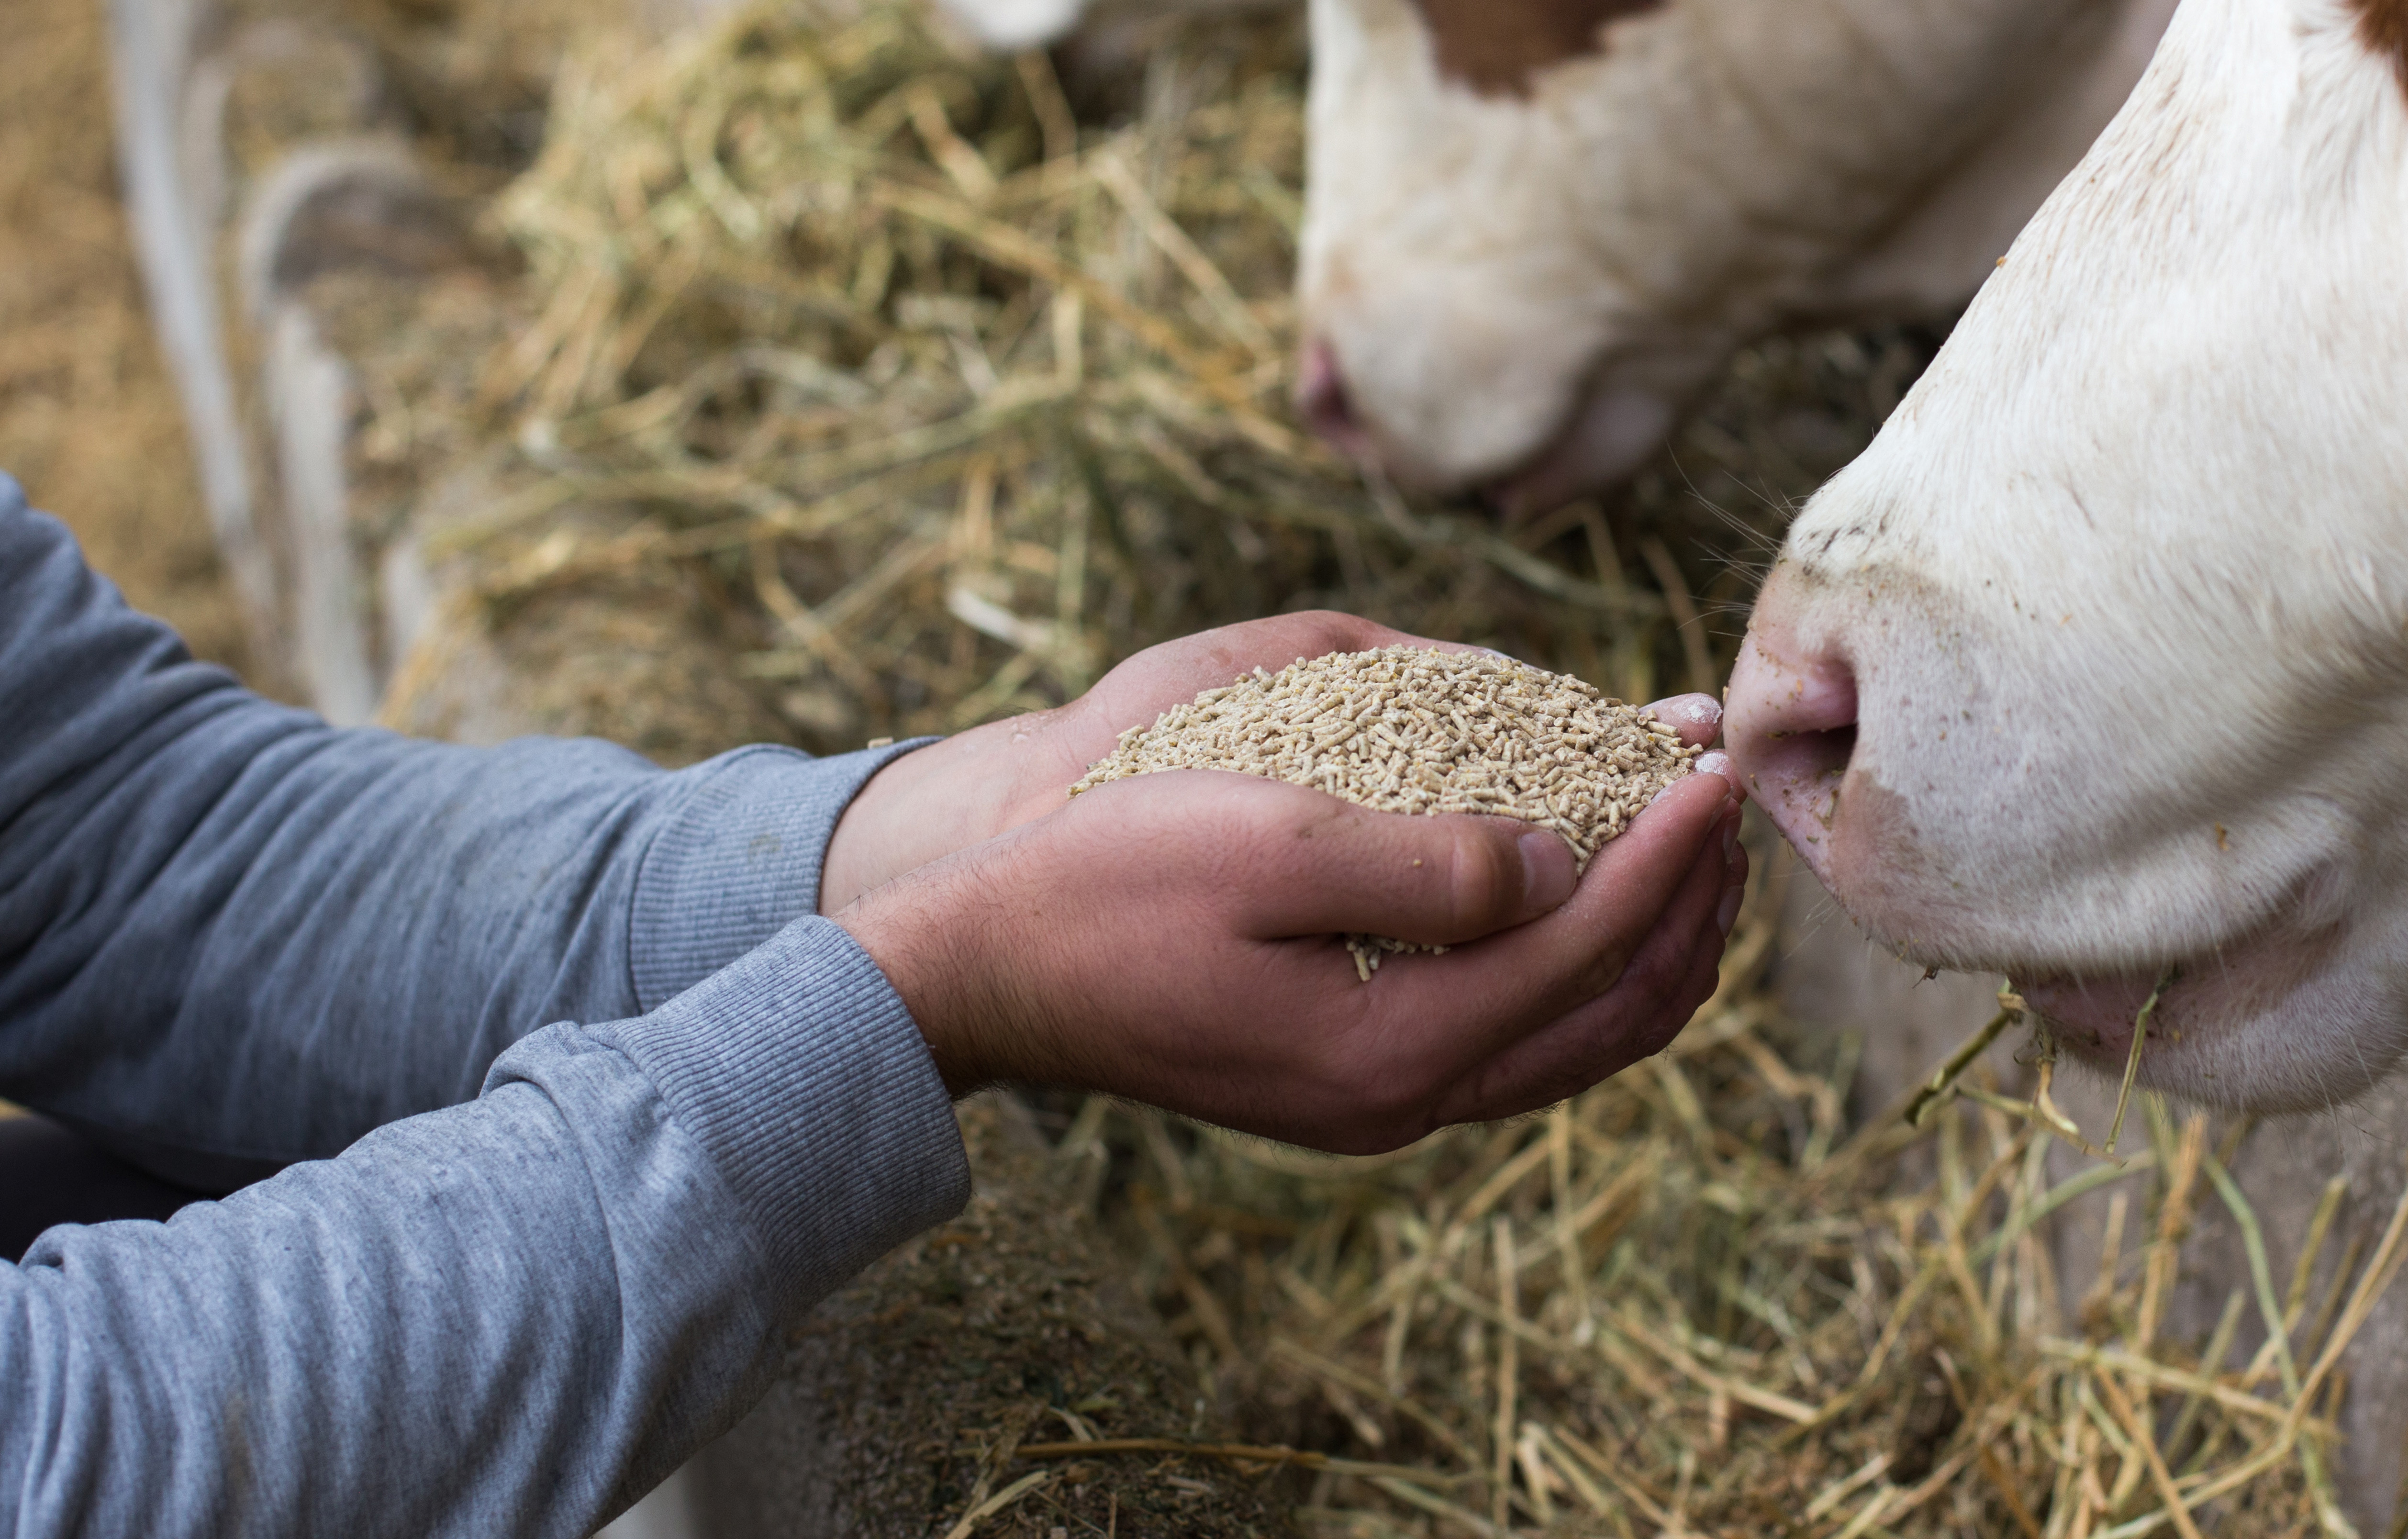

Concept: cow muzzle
[[1723, 588, 1859, 892], [1730, 563, 2408, 1114]]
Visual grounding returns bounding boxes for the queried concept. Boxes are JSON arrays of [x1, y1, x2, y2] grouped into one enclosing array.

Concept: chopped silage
[[336, 2, 2408, 1532]]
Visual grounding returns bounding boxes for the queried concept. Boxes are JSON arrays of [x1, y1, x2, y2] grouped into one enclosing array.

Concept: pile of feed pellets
[[1070, 646, 1701, 977]]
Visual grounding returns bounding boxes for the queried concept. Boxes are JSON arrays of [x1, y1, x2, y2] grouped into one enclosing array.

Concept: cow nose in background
[[1297, 337, 1372, 461], [1725, 597, 1859, 883]]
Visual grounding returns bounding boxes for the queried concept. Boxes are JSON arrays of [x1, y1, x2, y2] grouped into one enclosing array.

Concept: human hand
[[822, 612, 1485, 913], [835, 745, 1747, 1155]]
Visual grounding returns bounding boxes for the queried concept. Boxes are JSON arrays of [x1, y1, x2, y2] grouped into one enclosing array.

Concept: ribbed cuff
[[603, 916, 970, 1301], [628, 739, 935, 1013]]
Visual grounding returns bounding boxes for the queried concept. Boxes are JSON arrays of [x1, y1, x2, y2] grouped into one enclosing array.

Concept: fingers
[[1305, 773, 1732, 1130], [1643, 692, 1723, 750], [1126, 771, 1580, 947], [1639, 697, 1746, 808], [1402, 770, 1734, 1026], [1430, 813, 1741, 1125]]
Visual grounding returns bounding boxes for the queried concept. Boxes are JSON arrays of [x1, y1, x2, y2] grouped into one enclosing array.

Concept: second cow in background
[[1295, 0, 2177, 512]]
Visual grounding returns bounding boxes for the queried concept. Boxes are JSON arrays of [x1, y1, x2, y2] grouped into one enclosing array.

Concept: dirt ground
[[2, 0, 252, 680]]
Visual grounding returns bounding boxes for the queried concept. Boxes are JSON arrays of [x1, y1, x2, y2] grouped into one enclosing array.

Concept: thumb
[[1201, 776, 1579, 946]]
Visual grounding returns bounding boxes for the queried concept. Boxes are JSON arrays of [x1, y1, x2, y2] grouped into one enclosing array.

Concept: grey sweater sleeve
[[0, 475, 930, 1187], [4, 922, 971, 1537], [0, 476, 973, 1533]]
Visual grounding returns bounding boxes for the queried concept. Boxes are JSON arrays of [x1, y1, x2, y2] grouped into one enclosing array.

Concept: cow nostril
[[1297, 337, 1366, 453], [1726, 632, 1859, 875], [1777, 722, 1858, 791], [1750, 718, 1858, 857]]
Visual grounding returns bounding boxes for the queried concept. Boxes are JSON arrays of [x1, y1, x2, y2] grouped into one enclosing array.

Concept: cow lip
[[1483, 382, 1681, 518], [2017, 970, 2188, 1061], [2015, 906, 2348, 1076]]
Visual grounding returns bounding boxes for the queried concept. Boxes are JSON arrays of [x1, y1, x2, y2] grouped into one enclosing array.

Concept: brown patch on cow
[[1409, 0, 1667, 98], [2356, 0, 2408, 92]]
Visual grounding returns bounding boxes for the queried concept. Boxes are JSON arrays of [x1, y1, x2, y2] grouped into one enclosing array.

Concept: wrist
[[836, 861, 1016, 1097], [818, 707, 1092, 914], [818, 736, 984, 914], [631, 742, 928, 1012]]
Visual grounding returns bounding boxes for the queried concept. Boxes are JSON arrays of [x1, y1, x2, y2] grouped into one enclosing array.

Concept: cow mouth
[[1295, 333, 1684, 514], [2017, 969, 2194, 1067], [2011, 913, 2363, 1111], [1483, 382, 1680, 519]]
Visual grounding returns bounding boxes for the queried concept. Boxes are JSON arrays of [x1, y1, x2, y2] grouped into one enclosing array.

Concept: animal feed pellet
[[1069, 646, 1700, 979]]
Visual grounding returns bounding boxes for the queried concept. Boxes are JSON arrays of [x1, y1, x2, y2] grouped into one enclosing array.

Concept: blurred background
[[2, 0, 252, 675]]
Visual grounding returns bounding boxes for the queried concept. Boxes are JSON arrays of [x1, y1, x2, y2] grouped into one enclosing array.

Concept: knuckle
[[1444, 825, 1515, 931]]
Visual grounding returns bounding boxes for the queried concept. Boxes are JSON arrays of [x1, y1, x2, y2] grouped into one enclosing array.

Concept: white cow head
[[1727, 0, 2408, 1113], [1295, 0, 2176, 511]]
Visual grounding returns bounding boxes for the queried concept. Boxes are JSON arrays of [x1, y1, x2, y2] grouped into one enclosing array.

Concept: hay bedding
[[1075, 964, 2408, 1539], [323, 1, 2408, 1532], [386, 0, 1891, 751]]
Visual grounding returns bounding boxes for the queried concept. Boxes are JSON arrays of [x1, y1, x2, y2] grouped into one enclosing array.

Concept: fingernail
[[1721, 814, 1741, 864], [1695, 749, 1732, 781], [1645, 694, 1722, 731], [1716, 885, 1744, 936], [1520, 830, 1577, 910]]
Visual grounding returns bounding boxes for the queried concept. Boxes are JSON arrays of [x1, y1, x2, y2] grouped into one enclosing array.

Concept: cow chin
[[1485, 385, 1681, 519], [1295, 306, 1607, 498], [1345, 371, 1692, 513], [1813, 798, 2408, 1115], [1301, 313, 1709, 511], [1804, 762, 2408, 1118], [2016, 921, 2408, 1115], [1294, 275, 1674, 502]]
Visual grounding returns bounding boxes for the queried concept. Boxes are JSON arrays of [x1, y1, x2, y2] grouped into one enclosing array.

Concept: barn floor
[[1, 0, 254, 682]]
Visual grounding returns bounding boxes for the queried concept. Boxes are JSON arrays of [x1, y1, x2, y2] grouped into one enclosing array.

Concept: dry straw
[[361, 1, 2405, 1531], [1071, 645, 1699, 977], [1059, 968, 2404, 1539], [449, 0, 1650, 747], [401, 0, 1918, 755]]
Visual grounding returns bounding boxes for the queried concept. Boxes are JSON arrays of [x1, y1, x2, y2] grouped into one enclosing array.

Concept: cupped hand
[[820, 608, 1724, 914], [836, 752, 1747, 1155], [822, 612, 1452, 912]]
